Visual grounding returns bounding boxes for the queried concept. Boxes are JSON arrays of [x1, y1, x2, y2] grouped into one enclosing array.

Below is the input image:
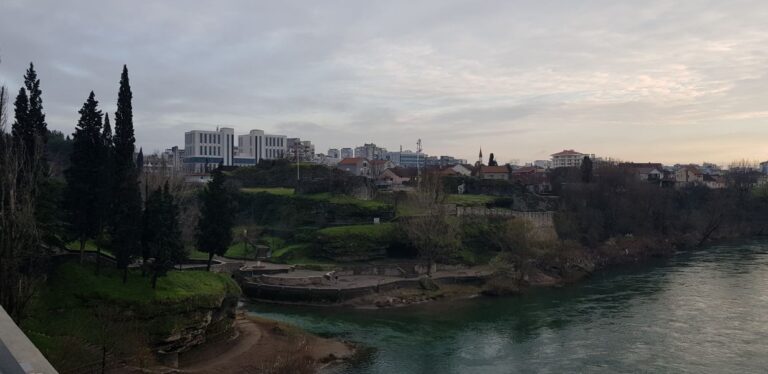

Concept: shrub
[[316, 224, 396, 261]]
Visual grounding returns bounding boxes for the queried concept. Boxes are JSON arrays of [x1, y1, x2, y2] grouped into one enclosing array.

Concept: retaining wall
[[242, 275, 488, 303]]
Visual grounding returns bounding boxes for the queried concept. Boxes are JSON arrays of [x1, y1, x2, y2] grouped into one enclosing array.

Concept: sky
[[1, 0, 768, 165]]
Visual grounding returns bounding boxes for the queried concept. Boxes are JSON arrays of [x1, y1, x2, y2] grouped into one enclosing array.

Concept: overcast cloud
[[2, 0, 768, 164]]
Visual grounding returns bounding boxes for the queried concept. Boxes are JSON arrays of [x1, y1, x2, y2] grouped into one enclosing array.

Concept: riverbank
[[176, 312, 355, 373], [245, 240, 768, 373], [237, 235, 681, 309]]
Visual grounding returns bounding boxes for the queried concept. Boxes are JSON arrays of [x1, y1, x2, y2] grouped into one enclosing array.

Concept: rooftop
[[551, 149, 585, 157]]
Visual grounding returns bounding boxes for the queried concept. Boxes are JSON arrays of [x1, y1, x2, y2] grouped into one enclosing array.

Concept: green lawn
[[65, 241, 115, 258], [241, 187, 295, 196], [22, 262, 240, 371], [305, 192, 389, 209], [271, 243, 337, 267], [446, 194, 496, 206]]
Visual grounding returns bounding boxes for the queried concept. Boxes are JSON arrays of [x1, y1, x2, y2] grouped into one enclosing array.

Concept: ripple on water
[[251, 240, 768, 374]]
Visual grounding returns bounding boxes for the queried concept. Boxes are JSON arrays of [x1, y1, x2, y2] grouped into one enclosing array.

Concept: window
[[200, 146, 203, 155]]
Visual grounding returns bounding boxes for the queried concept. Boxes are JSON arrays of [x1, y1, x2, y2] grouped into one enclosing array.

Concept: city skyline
[[2, 1, 768, 164]]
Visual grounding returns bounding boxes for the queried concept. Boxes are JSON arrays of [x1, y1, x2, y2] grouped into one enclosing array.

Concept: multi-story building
[[237, 129, 287, 165], [533, 160, 552, 169], [162, 146, 184, 171], [183, 127, 288, 172], [183, 127, 236, 172], [287, 138, 315, 162], [340, 148, 354, 159], [354, 143, 387, 160], [327, 148, 340, 159], [386, 150, 427, 168], [551, 149, 594, 168]]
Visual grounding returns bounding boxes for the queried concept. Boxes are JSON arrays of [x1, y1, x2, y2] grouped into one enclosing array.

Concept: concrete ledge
[[0, 306, 57, 374]]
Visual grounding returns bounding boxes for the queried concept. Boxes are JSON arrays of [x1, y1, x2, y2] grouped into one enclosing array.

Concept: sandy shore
[[178, 312, 354, 374]]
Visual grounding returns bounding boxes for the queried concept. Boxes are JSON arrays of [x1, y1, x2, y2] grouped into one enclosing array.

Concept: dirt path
[[179, 314, 354, 373]]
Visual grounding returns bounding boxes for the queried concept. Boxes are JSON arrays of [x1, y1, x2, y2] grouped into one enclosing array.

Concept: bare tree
[[401, 173, 460, 275], [0, 76, 46, 321]]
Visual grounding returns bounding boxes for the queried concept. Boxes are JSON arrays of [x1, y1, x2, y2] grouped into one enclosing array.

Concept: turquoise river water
[[247, 241, 768, 373]]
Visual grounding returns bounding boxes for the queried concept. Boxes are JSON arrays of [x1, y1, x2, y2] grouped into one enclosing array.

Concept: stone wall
[[241, 275, 488, 303]]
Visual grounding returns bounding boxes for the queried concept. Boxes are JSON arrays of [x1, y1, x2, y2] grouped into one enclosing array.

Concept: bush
[[316, 224, 397, 261]]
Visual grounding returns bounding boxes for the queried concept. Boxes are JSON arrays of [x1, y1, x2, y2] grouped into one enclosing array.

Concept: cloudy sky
[[2, 0, 768, 164]]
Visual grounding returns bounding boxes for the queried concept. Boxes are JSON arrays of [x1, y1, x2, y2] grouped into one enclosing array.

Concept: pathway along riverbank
[[235, 235, 679, 308], [247, 240, 768, 373]]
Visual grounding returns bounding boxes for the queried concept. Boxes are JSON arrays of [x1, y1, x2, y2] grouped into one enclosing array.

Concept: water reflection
[[248, 241, 768, 373]]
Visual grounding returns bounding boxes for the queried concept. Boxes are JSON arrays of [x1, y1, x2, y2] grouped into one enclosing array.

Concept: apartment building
[[551, 149, 594, 168]]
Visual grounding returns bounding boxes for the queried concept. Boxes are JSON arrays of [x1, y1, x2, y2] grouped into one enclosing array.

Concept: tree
[[64, 92, 104, 261], [401, 173, 460, 275], [580, 155, 593, 183], [95, 113, 114, 274], [196, 167, 236, 271], [0, 65, 47, 321], [24, 63, 47, 144], [112, 65, 143, 283], [143, 182, 186, 288], [488, 153, 498, 166], [136, 147, 144, 175]]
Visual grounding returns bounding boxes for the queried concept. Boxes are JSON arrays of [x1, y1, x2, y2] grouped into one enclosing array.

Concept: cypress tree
[[581, 155, 593, 183], [144, 182, 186, 288], [64, 92, 103, 261], [112, 65, 142, 283], [136, 147, 144, 175], [94, 114, 114, 274], [196, 167, 236, 271], [11, 87, 32, 157], [24, 63, 48, 146], [488, 153, 498, 166]]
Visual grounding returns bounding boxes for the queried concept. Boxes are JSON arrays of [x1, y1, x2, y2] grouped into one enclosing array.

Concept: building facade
[[287, 138, 315, 162], [354, 143, 387, 160], [340, 148, 353, 159], [183, 128, 288, 172], [183, 127, 235, 172], [551, 149, 594, 168]]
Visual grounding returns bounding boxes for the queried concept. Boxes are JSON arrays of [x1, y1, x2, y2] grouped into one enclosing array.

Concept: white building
[[237, 129, 287, 164], [533, 159, 552, 169], [340, 148, 354, 159], [327, 148, 340, 159], [184, 127, 235, 172], [183, 127, 287, 172], [551, 149, 594, 168]]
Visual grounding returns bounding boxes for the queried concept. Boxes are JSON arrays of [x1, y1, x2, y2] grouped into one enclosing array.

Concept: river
[[246, 241, 768, 373]]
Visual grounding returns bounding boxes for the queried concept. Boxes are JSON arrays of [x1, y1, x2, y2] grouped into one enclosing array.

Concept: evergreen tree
[[94, 113, 114, 274], [196, 167, 236, 271], [24, 63, 48, 146], [111, 65, 142, 283], [581, 155, 593, 183], [64, 92, 103, 261], [145, 182, 186, 288], [11, 87, 32, 157], [488, 153, 498, 166], [136, 147, 144, 175]]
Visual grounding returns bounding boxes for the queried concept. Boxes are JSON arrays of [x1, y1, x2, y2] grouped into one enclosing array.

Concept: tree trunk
[[122, 267, 128, 284], [151, 271, 158, 289], [95, 245, 101, 275], [79, 239, 86, 263], [206, 252, 213, 272], [101, 344, 107, 374]]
